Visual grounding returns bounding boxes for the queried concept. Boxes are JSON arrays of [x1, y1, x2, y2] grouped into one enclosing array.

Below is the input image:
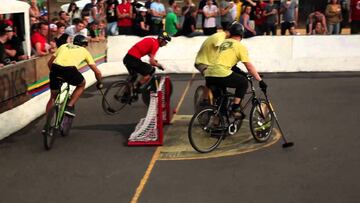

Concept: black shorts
[[205, 72, 248, 99], [49, 64, 84, 90], [123, 53, 154, 76]]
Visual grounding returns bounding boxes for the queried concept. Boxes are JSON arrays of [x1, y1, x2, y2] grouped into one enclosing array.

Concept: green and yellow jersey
[[53, 43, 95, 68], [204, 38, 250, 77], [195, 32, 227, 66]]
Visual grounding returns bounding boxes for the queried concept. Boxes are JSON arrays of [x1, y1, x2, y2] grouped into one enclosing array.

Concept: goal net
[[127, 76, 171, 146]]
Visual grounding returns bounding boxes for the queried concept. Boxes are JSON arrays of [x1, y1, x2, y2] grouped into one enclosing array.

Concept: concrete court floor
[[0, 73, 360, 203]]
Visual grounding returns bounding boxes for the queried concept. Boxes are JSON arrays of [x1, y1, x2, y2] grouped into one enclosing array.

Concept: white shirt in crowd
[[203, 5, 218, 28], [65, 25, 88, 38]]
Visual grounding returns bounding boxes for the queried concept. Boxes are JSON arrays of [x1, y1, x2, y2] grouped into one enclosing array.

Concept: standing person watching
[[219, 0, 234, 30], [264, 0, 278, 35], [349, 0, 360, 34], [106, 0, 119, 35], [0, 23, 14, 67], [45, 35, 102, 119], [325, 0, 343, 35], [150, 0, 166, 35], [204, 23, 267, 117], [279, 0, 298, 35], [117, 0, 134, 35], [203, 0, 218, 35]]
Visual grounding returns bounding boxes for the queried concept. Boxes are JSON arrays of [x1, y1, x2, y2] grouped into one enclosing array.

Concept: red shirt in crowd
[[31, 32, 47, 52], [127, 37, 160, 59], [254, 1, 267, 26], [117, 3, 133, 27], [351, 0, 360, 21]]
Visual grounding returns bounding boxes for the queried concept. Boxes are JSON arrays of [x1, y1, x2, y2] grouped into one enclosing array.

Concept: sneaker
[[231, 106, 245, 119], [64, 105, 76, 117]]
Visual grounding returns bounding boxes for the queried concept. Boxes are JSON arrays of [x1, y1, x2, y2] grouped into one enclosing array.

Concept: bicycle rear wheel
[[43, 106, 58, 150], [250, 99, 274, 142], [188, 108, 225, 153], [194, 85, 210, 114], [102, 81, 131, 114]]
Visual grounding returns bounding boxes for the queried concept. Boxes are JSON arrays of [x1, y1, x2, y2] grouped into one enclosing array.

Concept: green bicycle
[[42, 80, 74, 150]]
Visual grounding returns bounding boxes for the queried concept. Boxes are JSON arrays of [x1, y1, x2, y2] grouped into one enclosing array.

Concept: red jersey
[[127, 38, 160, 59], [31, 32, 47, 52], [254, 2, 267, 25], [351, 0, 360, 21], [117, 3, 133, 27]]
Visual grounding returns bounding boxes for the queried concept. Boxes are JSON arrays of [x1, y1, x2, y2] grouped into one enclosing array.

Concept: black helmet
[[73, 35, 88, 47], [225, 20, 238, 31], [229, 23, 244, 37], [158, 31, 171, 43]]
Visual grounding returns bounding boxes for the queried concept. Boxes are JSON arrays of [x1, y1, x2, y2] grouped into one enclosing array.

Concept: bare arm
[[243, 61, 262, 81], [48, 55, 56, 70], [89, 64, 102, 82], [35, 43, 48, 56]]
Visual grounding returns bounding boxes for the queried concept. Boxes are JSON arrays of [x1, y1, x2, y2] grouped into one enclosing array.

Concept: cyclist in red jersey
[[123, 31, 171, 87]]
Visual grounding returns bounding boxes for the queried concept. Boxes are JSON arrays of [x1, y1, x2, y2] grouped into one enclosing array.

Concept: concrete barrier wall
[[107, 35, 360, 73]]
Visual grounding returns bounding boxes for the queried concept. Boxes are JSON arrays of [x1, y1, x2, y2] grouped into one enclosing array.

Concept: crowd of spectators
[[0, 0, 360, 67]]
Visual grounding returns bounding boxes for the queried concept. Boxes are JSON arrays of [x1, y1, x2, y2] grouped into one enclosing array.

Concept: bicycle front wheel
[[43, 106, 58, 150], [142, 79, 173, 106], [250, 99, 274, 142], [188, 108, 225, 153], [102, 81, 131, 114]]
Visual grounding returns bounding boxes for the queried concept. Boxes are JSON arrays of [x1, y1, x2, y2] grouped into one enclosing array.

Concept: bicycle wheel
[[102, 81, 131, 114], [250, 99, 274, 142], [188, 108, 226, 153], [142, 79, 173, 106], [193, 85, 210, 113], [61, 114, 74, 137], [43, 106, 58, 150]]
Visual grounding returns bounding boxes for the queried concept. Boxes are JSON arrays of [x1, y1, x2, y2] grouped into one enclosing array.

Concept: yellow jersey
[[204, 38, 250, 78], [195, 32, 227, 66], [53, 43, 95, 68]]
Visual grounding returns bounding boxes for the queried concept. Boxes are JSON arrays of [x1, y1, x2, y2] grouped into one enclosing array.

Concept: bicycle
[[42, 79, 74, 150], [188, 75, 274, 153], [101, 69, 173, 114]]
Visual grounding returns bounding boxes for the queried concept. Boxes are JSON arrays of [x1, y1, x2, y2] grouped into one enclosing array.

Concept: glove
[[259, 80, 267, 93], [158, 64, 164, 71], [96, 82, 103, 89]]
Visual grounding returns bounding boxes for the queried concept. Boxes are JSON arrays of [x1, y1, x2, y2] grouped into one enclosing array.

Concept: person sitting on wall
[[311, 21, 327, 35], [307, 10, 328, 35], [65, 18, 88, 41]]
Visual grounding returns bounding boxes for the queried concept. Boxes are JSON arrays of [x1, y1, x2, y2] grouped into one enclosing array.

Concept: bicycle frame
[[53, 83, 71, 129]]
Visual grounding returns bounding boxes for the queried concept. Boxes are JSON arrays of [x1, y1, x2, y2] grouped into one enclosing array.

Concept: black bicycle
[[101, 70, 173, 114], [188, 75, 274, 153]]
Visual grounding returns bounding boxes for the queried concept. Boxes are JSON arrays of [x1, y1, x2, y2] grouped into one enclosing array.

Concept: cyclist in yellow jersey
[[204, 23, 267, 117], [46, 35, 102, 117], [194, 21, 238, 74]]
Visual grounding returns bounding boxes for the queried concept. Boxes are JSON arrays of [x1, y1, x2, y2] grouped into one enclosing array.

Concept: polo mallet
[[96, 83, 116, 114], [262, 88, 294, 148]]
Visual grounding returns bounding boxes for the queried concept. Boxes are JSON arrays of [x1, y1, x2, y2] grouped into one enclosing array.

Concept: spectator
[[264, 0, 278, 35], [280, 0, 298, 35], [350, 0, 360, 34], [203, 0, 218, 35], [4, 25, 28, 61], [117, 0, 134, 35], [133, 7, 150, 36], [30, 16, 39, 25], [89, 20, 101, 42], [182, 0, 196, 18], [242, 0, 257, 31], [54, 22, 69, 48], [96, 0, 107, 21], [233, 0, 243, 22], [339, 0, 349, 33], [65, 18, 88, 39], [98, 20, 107, 40], [29, 0, 41, 19], [165, 0, 181, 36], [325, 0, 342, 35], [311, 21, 327, 35], [106, 0, 119, 35], [181, 8, 203, 37], [58, 11, 70, 27], [254, 0, 267, 35], [219, 0, 234, 30], [307, 11, 327, 35], [198, 0, 217, 28], [31, 22, 53, 56], [67, 2, 82, 24], [150, 0, 166, 35], [0, 23, 15, 67], [240, 5, 256, 37], [82, 0, 97, 19]]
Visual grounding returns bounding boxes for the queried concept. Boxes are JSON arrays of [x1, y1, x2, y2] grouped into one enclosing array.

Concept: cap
[[0, 23, 13, 34], [49, 23, 57, 30], [138, 7, 147, 12]]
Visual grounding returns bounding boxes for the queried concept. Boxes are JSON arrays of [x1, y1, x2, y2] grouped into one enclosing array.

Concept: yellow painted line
[[130, 147, 161, 203], [130, 74, 196, 202], [173, 73, 196, 122]]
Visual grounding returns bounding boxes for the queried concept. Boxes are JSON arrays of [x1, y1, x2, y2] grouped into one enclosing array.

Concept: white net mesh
[[128, 77, 166, 142]]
